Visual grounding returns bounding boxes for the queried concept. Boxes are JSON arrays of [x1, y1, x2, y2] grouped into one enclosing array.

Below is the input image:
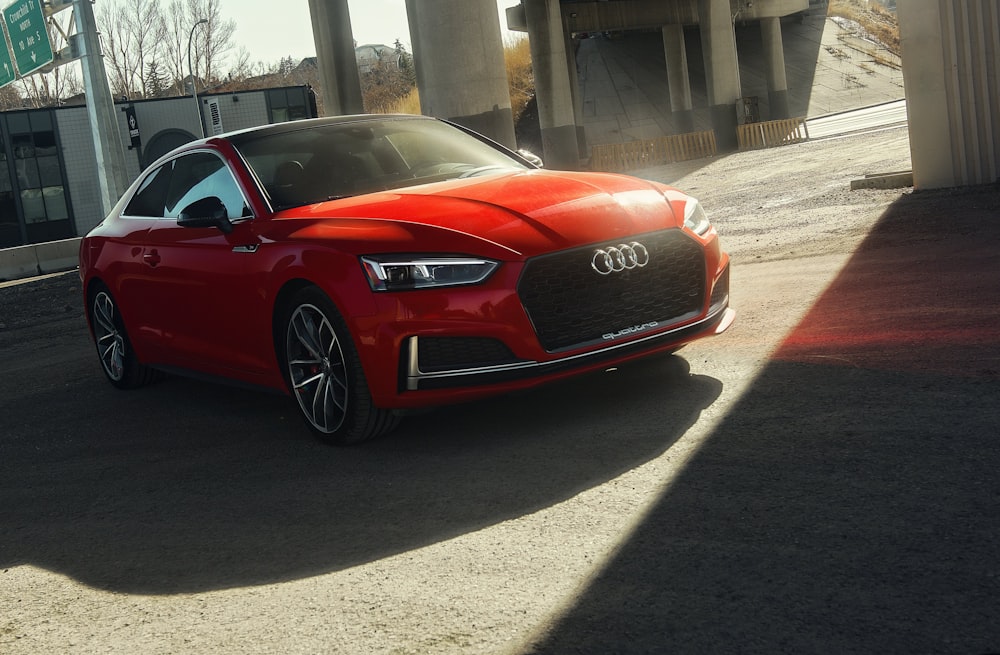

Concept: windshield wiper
[[458, 164, 512, 178]]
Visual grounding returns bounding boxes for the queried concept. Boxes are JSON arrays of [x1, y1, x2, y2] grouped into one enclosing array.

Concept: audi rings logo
[[591, 242, 650, 275]]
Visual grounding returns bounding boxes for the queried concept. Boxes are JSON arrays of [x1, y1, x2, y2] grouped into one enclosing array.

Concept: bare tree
[[124, 0, 168, 97], [161, 0, 191, 94], [16, 64, 83, 108], [185, 0, 237, 89], [97, 1, 134, 98], [157, 0, 236, 93], [97, 0, 167, 99], [0, 85, 24, 111]]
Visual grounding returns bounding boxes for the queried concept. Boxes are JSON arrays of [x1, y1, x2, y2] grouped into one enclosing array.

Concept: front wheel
[[280, 287, 399, 444]]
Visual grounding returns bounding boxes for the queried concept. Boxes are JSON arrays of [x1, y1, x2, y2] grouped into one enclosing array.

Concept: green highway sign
[[3, 0, 53, 78], [0, 36, 14, 88]]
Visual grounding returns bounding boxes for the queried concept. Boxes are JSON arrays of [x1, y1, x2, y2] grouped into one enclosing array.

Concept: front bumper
[[404, 301, 735, 391]]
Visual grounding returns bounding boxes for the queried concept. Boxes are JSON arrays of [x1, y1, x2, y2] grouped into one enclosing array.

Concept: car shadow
[[523, 185, 1000, 652], [0, 311, 722, 594]]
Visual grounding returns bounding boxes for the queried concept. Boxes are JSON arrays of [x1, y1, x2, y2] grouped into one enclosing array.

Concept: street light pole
[[188, 18, 209, 138]]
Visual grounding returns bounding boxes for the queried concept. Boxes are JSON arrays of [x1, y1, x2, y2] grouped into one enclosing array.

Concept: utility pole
[[71, 0, 129, 214]]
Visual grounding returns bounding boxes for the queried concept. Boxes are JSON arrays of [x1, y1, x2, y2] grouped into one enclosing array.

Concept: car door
[[135, 150, 271, 378]]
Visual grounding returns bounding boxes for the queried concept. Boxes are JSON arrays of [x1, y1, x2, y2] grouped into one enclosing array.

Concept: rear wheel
[[89, 285, 158, 389], [280, 287, 399, 444]]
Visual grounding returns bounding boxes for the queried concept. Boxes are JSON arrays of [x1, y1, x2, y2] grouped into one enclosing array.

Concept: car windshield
[[232, 117, 529, 210]]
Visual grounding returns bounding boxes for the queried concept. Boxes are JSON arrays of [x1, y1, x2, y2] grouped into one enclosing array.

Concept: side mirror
[[177, 196, 233, 234], [517, 149, 543, 168]]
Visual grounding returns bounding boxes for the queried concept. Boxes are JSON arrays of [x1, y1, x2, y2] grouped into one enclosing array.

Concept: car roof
[[220, 114, 435, 146]]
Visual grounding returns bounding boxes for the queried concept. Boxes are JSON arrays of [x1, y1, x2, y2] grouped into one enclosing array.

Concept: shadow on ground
[[0, 292, 722, 594], [525, 185, 1000, 653]]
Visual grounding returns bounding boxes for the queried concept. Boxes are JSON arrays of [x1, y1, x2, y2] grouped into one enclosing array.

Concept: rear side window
[[123, 152, 250, 219], [164, 153, 249, 219], [124, 163, 172, 217]]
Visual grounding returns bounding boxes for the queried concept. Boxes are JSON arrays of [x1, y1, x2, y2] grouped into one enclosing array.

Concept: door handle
[[142, 250, 161, 267]]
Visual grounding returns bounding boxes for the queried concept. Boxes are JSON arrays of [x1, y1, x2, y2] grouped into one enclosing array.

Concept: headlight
[[683, 198, 712, 236], [361, 255, 499, 291]]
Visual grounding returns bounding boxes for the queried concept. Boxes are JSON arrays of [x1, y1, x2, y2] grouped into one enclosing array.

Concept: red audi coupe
[[80, 115, 733, 444]]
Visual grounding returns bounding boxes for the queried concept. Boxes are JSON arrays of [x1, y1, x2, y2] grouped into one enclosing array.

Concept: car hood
[[283, 170, 683, 258]]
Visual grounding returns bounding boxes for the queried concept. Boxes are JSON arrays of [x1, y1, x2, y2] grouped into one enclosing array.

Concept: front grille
[[517, 229, 706, 352], [417, 337, 520, 372]]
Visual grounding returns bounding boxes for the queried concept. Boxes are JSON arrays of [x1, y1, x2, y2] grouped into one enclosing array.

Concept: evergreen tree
[[144, 60, 170, 97], [394, 39, 416, 87]]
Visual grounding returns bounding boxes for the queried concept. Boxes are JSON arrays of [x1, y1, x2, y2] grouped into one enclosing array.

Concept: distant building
[[355, 44, 400, 74], [296, 43, 400, 76], [0, 85, 316, 249]]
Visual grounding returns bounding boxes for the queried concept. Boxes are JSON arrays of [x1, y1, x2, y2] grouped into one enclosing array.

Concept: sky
[[218, 0, 522, 67]]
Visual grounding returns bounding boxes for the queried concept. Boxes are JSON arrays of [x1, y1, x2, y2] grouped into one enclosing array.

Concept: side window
[[164, 152, 250, 220], [124, 162, 173, 217]]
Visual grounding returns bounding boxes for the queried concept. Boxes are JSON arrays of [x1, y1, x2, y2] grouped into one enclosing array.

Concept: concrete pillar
[[698, 0, 741, 150], [73, 0, 129, 216], [564, 31, 587, 158], [523, 0, 579, 169], [406, 0, 516, 149], [308, 0, 364, 115], [761, 17, 790, 120], [662, 24, 695, 134], [898, 0, 1000, 189]]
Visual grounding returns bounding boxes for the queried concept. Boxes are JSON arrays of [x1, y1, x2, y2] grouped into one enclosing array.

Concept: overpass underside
[[309, 0, 997, 188], [506, 0, 811, 167], [310, 0, 808, 169]]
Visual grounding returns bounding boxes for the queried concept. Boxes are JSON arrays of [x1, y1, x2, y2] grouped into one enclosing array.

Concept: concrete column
[[761, 17, 790, 119], [73, 0, 129, 216], [308, 0, 364, 115], [406, 0, 516, 149], [698, 0, 741, 150], [564, 30, 587, 157], [524, 0, 580, 169], [662, 24, 695, 134], [898, 0, 1000, 189]]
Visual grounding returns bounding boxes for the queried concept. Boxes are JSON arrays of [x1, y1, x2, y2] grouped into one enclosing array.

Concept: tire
[[279, 286, 399, 445], [89, 284, 159, 389]]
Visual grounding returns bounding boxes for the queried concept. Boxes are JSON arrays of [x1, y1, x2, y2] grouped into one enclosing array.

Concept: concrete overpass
[[311, 0, 997, 189]]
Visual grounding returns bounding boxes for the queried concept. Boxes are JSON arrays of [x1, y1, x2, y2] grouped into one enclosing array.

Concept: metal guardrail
[[737, 117, 810, 150], [589, 130, 718, 172]]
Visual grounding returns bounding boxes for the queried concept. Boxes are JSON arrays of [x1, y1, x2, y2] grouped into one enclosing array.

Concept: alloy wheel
[[285, 303, 349, 434], [92, 291, 126, 382]]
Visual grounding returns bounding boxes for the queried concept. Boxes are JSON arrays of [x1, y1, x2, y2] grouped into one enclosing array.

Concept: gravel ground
[[637, 126, 915, 263], [4, 126, 1000, 654]]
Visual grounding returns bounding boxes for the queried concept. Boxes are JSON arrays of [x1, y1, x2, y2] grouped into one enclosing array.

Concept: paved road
[[2, 127, 999, 654], [806, 99, 908, 139]]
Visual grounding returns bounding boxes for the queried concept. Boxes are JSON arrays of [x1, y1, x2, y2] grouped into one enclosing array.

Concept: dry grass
[[387, 35, 534, 122], [388, 88, 421, 115], [504, 35, 533, 123], [828, 0, 900, 55]]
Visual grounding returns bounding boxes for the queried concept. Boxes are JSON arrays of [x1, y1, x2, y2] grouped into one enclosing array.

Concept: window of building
[[0, 135, 21, 248], [267, 88, 311, 123], [3, 111, 74, 244]]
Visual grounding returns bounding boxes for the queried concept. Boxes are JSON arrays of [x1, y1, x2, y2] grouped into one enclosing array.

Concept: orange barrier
[[589, 130, 718, 172], [737, 117, 809, 150]]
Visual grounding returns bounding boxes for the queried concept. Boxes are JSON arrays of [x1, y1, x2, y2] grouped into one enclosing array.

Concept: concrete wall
[[56, 107, 107, 241], [0, 238, 81, 282], [898, 0, 1000, 189]]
